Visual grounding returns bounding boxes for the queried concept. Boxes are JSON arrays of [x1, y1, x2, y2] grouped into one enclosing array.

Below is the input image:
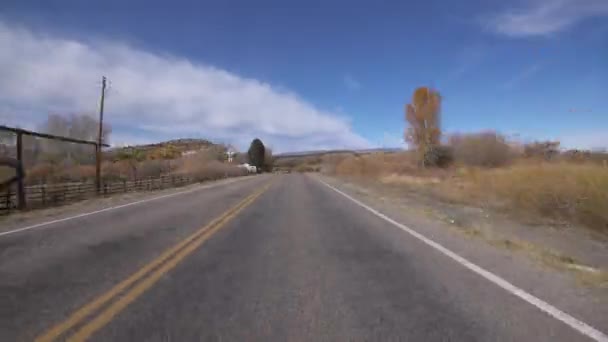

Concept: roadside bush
[[26, 163, 56, 184], [321, 153, 352, 174], [294, 164, 320, 173], [335, 155, 383, 177], [173, 160, 247, 182], [449, 132, 512, 167], [101, 161, 129, 181], [423, 145, 453, 168], [523, 141, 560, 160], [137, 160, 172, 179], [324, 152, 418, 177], [53, 164, 97, 182]]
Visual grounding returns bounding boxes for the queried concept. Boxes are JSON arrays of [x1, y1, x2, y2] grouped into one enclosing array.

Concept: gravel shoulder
[[315, 174, 607, 334], [317, 175, 608, 271]]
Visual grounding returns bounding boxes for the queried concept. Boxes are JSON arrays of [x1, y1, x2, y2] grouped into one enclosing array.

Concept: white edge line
[[317, 178, 608, 342], [0, 177, 252, 238]]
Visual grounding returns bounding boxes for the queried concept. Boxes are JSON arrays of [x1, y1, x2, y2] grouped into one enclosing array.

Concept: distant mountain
[[274, 147, 403, 159]]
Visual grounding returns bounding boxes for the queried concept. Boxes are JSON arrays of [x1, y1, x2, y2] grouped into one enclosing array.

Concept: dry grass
[[466, 162, 608, 231], [325, 152, 608, 233], [293, 163, 320, 173], [330, 152, 449, 180], [455, 225, 608, 287]]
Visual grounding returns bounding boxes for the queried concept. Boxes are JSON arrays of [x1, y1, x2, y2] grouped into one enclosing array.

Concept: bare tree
[[263, 147, 274, 172], [37, 113, 111, 165]]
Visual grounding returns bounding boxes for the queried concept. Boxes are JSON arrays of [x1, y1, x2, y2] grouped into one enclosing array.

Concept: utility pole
[[95, 76, 107, 194]]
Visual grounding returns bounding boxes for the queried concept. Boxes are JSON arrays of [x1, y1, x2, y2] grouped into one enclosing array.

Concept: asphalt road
[[0, 174, 605, 341]]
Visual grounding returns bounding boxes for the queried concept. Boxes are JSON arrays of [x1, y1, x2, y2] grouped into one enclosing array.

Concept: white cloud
[[0, 22, 371, 153], [380, 131, 407, 149], [502, 64, 541, 88], [483, 0, 608, 37], [343, 74, 362, 91], [441, 45, 487, 84]]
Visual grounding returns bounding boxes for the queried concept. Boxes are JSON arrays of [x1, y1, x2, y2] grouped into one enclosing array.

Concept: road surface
[[0, 174, 605, 341]]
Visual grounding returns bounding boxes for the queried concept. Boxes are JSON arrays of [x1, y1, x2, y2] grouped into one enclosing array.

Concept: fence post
[[16, 132, 26, 210], [123, 179, 127, 193], [41, 185, 46, 205], [5, 191, 11, 213]]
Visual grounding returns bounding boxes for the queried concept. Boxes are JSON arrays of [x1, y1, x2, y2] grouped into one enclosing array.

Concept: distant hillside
[[274, 147, 403, 159], [104, 138, 220, 161]]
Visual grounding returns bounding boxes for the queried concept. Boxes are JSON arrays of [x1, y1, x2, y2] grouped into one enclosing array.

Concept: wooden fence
[[0, 175, 194, 214]]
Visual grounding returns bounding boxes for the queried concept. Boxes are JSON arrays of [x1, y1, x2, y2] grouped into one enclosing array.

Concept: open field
[[321, 151, 608, 233]]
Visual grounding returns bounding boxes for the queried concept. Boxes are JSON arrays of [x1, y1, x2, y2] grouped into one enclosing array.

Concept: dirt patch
[[379, 173, 441, 186]]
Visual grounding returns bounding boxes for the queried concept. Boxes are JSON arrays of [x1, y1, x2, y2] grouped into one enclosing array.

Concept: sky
[[0, 0, 607, 152]]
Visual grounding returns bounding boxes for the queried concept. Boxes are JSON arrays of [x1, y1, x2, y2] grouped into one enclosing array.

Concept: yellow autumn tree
[[404, 87, 442, 166]]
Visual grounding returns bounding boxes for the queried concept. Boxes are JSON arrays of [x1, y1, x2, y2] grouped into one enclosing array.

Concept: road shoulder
[[314, 174, 608, 335]]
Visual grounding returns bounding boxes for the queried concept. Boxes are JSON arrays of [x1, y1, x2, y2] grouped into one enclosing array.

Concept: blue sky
[[0, 0, 607, 152]]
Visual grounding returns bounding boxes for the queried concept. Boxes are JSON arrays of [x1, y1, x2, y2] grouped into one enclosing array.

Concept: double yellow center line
[[36, 182, 272, 342]]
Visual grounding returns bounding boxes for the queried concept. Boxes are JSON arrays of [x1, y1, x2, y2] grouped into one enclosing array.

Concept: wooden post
[[96, 76, 107, 195], [16, 132, 25, 210], [4, 191, 10, 213]]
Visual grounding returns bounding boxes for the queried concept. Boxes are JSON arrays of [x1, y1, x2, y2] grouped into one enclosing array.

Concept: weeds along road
[[0, 174, 606, 341]]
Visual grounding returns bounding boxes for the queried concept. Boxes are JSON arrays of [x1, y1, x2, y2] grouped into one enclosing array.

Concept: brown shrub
[[173, 159, 247, 181], [102, 161, 128, 181], [137, 160, 172, 179], [325, 152, 418, 177], [320, 153, 353, 174], [26, 163, 56, 184], [523, 141, 560, 160], [449, 132, 513, 167], [294, 164, 320, 173], [423, 145, 453, 168], [325, 147, 608, 231], [51, 164, 96, 182], [561, 150, 608, 165]]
